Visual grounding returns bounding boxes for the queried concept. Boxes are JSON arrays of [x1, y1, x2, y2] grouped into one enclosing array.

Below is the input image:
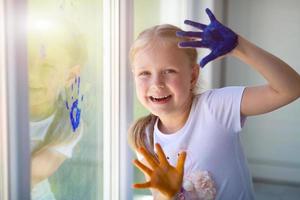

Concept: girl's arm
[[31, 149, 66, 188], [177, 8, 300, 116], [232, 36, 300, 116]]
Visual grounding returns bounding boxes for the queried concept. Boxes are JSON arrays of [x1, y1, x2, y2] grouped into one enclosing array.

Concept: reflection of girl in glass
[[28, 14, 86, 199]]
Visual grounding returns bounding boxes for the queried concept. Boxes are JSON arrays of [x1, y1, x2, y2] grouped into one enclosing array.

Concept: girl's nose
[[151, 74, 165, 90], [28, 70, 42, 87], [28, 61, 43, 87]]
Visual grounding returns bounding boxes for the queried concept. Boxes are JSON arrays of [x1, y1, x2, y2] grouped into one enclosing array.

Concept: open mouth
[[29, 86, 45, 90], [149, 95, 172, 103]]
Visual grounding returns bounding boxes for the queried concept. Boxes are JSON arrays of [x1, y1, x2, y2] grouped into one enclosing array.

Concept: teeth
[[150, 95, 171, 101], [154, 96, 168, 99]]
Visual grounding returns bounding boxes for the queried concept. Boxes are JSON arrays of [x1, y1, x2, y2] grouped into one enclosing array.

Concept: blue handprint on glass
[[65, 76, 84, 132], [176, 8, 238, 68]]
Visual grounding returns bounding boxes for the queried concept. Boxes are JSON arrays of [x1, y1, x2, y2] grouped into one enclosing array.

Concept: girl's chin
[[29, 101, 50, 110], [149, 107, 174, 117], [29, 95, 56, 108], [29, 103, 56, 120]]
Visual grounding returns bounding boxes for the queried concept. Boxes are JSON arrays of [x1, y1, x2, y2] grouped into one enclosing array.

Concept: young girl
[[28, 12, 86, 199], [128, 8, 300, 200]]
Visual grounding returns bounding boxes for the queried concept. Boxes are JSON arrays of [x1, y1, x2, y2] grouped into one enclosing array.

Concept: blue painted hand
[[65, 76, 84, 132], [176, 8, 238, 68]]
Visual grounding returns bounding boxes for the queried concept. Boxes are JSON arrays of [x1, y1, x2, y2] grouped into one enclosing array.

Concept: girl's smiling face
[[132, 42, 199, 118], [28, 33, 72, 121], [27, 16, 86, 121]]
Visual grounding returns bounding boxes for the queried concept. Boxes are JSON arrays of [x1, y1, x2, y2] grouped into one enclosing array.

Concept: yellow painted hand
[[133, 143, 186, 199]]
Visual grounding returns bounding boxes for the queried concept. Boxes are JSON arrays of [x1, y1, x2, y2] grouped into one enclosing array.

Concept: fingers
[[184, 19, 207, 30], [178, 41, 208, 48], [206, 8, 216, 22], [183, 9, 216, 31], [176, 31, 203, 38], [200, 52, 218, 68], [133, 159, 152, 176], [138, 147, 159, 169], [176, 151, 187, 175], [155, 143, 169, 166], [132, 181, 151, 189]]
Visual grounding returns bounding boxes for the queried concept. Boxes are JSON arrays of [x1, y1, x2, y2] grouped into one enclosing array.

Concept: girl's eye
[[164, 69, 175, 74], [42, 63, 56, 72], [139, 71, 150, 76], [42, 63, 55, 69]]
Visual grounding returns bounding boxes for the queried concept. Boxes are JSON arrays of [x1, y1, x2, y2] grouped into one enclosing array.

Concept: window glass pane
[[27, 1, 103, 199], [133, 0, 160, 199]]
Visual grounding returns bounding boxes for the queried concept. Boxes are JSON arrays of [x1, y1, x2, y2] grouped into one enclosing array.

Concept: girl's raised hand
[[133, 143, 186, 199], [176, 8, 238, 68]]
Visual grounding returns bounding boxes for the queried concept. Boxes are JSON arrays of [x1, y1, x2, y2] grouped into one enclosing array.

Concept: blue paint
[[65, 76, 83, 132], [176, 8, 238, 68], [78, 77, 80, 95], [65, 101, 69, 110], [70, 99, 81, 132]]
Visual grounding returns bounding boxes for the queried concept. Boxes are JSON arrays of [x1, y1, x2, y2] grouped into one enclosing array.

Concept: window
[[1, 1, 213, 199], [27, 1, 103, 199]]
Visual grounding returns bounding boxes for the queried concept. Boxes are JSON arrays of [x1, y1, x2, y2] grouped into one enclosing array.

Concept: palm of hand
[[203, 19, 237, 58], [133, 144, 186, 198], [177, 8, 238, 68], [149, 163, 182, 196]]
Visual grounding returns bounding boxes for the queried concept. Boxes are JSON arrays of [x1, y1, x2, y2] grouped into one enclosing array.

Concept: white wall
[[224, 0, 300, 183]]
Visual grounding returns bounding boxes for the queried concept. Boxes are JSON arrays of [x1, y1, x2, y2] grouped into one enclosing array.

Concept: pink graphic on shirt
[[183, 170, 217, 200]]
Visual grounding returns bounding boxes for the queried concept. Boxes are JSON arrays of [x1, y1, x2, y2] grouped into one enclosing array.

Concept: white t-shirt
[[142, 86, 255, 200], [30, 113, 82, 158], [30, 114, 83, 200]]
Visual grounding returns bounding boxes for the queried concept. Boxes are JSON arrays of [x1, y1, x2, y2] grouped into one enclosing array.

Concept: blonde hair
[[128, 24, 198, 154], [130, 24, 197, 67]]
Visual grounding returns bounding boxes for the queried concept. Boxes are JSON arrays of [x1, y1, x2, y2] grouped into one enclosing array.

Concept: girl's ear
[[65, 64, 81, 87], [191, 64, 200, 87]]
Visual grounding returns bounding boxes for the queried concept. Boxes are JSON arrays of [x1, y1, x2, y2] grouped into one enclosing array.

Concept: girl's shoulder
[[196, 86, 245, 103], [195, 86, 246, 132], [192, 86, 246, 118]]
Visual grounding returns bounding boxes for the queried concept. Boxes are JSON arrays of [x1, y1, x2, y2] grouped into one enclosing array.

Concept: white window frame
[[119, 0, 134, 199], [103, 0, 134, 199], [0, 0, 31, 200], [0, 0, 8, 199], [102, 0, 119, 198]]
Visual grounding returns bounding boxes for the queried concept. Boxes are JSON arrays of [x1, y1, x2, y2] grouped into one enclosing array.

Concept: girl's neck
[[157, 95, 193, 134]]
